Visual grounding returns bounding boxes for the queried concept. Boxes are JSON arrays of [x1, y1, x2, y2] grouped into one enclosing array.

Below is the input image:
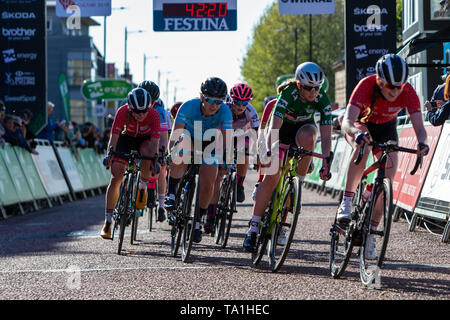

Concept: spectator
[[425, 71, 450, 126], [2, 114, 38, 154], [81, 122, 96, 148], [22, 109, 37, 150], [36, 102, 63, 143]]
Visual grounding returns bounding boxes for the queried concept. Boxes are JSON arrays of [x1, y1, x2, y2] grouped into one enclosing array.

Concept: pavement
[[0, 169, 449, 303]]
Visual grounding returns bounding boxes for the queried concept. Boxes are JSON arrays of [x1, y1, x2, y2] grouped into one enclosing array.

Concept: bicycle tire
[[251, 191, 275, 266], [329, 179, 365, 278], [214, 172, 236, 248], [111, 177, 127, 241], [269, 176, 302, 272], [181, 174, 200, 263], [170, 177, 189, 257], [222, 172, 237, 248], [130, 172, 140, 244], [147, 186, 156, 232], [360, 178, 393, 286], [329, 222, 355, 279], [115, 175, 130, 254]]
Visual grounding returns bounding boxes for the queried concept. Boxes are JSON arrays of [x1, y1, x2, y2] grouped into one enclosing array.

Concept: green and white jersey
[[273, 83, 333, 126]]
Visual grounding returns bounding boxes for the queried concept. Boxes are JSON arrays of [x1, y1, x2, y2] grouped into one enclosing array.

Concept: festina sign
[[153, 0, 237, 32], [279, 0, 335, 15]]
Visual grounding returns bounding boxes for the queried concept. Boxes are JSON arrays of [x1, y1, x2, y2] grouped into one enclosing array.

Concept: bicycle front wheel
[[269, 176, 302, 272], [360, 178, 393, 287], [181, 174, 200, 263]]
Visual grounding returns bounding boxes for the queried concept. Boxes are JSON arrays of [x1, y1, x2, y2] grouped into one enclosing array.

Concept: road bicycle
[[168, 150, 203, 263], [108, 149, 157, 255], [213, 144, 239, 248], [252, 144, 333, 272], [329, 140, 424, 285]]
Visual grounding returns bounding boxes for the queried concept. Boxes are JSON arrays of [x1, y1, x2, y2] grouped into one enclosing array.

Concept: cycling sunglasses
[[233, 100, 249, 107], [299, 83, 320, 92], [381, 82, 406, 90], [376, 77, 406, 90], [203, 96, 223, 105]]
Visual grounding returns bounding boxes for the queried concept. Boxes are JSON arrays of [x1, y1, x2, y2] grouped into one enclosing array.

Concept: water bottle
[[360, 183, 373, 207]]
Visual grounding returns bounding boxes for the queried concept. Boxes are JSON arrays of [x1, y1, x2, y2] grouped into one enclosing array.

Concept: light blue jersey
[[175, 97, 233, 138]]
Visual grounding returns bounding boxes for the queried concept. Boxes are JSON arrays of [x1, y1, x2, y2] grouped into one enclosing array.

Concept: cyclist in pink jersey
[[337, 54, 429, 257]]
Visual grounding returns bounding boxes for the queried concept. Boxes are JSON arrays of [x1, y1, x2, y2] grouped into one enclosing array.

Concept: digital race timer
[[163, 3, 228, 17], [153, 0, 237, 32]]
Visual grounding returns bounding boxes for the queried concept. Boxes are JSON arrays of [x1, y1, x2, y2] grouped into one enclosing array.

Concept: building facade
[[46, 1, 102, 124]]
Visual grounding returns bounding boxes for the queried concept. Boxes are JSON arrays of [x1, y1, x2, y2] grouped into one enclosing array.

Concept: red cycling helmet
[[230, 83, 253, 101], [170, 102, 183, 119]]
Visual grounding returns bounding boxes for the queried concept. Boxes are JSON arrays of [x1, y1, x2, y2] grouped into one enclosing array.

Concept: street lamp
[[124, 26, 144, 79], [143, 54, 159, 81], [103, 6, 126, 78], [277, 26, 299, 73]]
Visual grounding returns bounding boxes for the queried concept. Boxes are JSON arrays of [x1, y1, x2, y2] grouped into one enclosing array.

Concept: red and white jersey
[[349, 74, 421, 124], [111, 104, 160, 138]]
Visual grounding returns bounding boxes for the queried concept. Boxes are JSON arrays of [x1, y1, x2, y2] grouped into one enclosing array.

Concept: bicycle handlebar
[[353, 141, 424, 175]]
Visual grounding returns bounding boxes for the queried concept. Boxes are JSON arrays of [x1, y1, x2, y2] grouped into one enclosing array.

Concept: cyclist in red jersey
[[337, 54, 429, 256], [101, 88, 160, 239]]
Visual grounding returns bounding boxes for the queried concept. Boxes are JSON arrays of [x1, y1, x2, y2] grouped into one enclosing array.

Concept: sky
[[88, 0, 276, 107]]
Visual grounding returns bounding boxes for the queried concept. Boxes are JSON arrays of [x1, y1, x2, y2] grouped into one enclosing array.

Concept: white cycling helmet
[[295, 62, 325, 87]]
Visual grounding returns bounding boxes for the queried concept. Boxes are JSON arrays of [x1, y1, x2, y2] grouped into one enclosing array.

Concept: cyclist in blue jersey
[[138, 81, 168, 222], [165, 77, 233, 243], [153, 98, 170, 222]]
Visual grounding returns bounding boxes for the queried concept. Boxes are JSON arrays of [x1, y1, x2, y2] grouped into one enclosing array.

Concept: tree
[[241, 1, 345, 112]]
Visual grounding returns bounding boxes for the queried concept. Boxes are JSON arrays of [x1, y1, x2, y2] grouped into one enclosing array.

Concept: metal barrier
[[0, 139, 109, 219]]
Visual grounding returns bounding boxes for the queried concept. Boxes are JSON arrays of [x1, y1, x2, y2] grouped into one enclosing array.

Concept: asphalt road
[[0, 170, 449, 305]]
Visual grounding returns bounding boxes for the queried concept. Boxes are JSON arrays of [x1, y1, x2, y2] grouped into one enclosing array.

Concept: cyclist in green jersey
[[243, 62, 333, 251]]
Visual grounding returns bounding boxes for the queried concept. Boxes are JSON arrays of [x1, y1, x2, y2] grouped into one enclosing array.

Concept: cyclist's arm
[[107, 132, 119, 153], [168, 121, 186, 151], [265, 115, 283, 153], [342, 105, 364, 139], [319, 124, 332, 163]]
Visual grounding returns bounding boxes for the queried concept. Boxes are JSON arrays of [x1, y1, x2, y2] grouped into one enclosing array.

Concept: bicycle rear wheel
[[181, 174, 200, 263], [215, 172, 236, 248], [360, 178, 393, 286], [147, 187, 156, 232], [251, 192, 275, 266], [329, 222, 355, 279], [329, 179, 365, 278], [269, 176, 302, 272]]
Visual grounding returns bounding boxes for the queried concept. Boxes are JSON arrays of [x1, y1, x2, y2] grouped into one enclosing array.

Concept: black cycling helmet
[[127, 88, 152, 113], [376, 54, 409, 86], [138, 80, 160, 101], [200, 77, 227, 99]]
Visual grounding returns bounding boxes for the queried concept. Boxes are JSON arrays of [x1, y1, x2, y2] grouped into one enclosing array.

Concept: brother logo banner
[[345, 0, 396, 102], [278, 0, 335, 15]]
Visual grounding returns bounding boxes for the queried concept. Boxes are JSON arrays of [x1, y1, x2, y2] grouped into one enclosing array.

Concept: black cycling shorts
[[113, 134, 152, 164], [279, 121, 316, 146], [365, 118, 398, 144]]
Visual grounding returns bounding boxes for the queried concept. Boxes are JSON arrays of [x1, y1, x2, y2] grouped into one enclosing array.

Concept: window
[[430, 0, 450, 20], [67, 52, 92, 86], [403, 0, 418, 30]]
